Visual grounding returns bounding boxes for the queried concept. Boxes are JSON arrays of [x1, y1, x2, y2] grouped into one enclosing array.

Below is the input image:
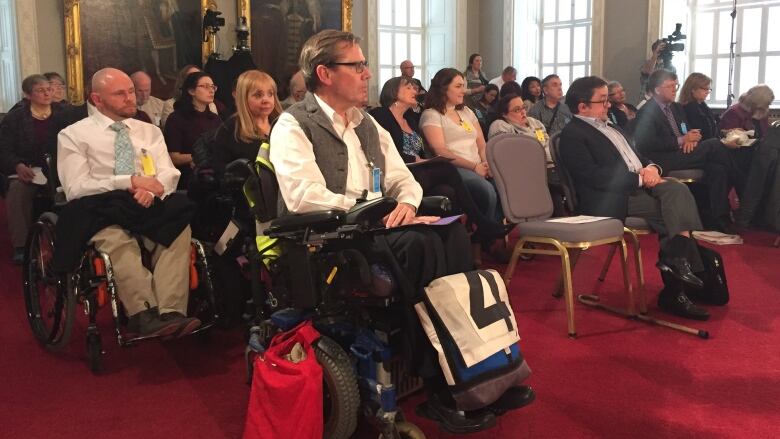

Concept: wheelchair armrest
[[267, 209, 346, 234], [222, 158, 252, 191], [344, 196, 398, 227], [418, 196, 451, 216]]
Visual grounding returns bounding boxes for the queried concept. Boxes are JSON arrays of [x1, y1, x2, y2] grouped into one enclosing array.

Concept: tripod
[[726, 0, 738, 107]]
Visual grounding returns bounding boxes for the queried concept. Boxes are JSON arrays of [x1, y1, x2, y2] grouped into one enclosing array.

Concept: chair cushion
[[518, 218, 625, 243], [667, 169, 704, 182], [625, 216, 651, 230]]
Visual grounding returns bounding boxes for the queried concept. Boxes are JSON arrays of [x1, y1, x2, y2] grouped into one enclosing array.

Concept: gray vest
[[286, 93, 385, 196]]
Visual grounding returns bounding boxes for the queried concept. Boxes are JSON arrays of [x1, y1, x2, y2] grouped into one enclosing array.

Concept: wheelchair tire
[[315, 335, 360, 439], [23, 213, 75, 352]]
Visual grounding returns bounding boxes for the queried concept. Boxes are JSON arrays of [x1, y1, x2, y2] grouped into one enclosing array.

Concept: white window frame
[[368, 0, 462, 105], [512, 0, 604, 89], [0, 0, 21, 112], [661, 0, 780, 108], [376, 0, 427, 93]]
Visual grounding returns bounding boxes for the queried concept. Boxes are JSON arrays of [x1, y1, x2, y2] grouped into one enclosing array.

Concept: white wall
[[601, 0, 651, 103]]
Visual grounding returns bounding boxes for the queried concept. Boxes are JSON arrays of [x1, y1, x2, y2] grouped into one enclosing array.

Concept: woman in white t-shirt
[[420, 68, 505, 246]]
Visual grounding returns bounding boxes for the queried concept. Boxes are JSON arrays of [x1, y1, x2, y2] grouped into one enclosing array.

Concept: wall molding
[[591, 0, 605, 76], [647, 0, 662, 56], [502, 0, 513, 69]]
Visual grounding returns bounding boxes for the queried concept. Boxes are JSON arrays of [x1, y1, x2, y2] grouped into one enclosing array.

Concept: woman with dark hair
[[163, 71, 223, 189], [464, 53, 489, 101], [421, 68, 508, 259], [519, 76, 542, 110], [44, 72, 68, 104], [370, 77, 505, 238], [499, 80, 522, 99], [0, 74, 68, 263], [212, 70, 283, 174], [161, 64, 224, 126], [488, 93, 550, 146]]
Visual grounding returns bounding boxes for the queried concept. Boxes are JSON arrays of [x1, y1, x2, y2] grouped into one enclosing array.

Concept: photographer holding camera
[[640, 25, 686, 98]]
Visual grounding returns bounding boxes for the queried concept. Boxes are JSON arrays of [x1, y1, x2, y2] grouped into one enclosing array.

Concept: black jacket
[[0, 102, 68, 175], [681, 101, 718, 141], [368, 106, 423, 163], [558, 117, 653, 220], [51, 191, 195, 273], [629, 98, 689, 165], [210, 116, 266, 174]]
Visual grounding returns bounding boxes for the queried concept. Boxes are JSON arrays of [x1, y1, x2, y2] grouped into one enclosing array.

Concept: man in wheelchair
[[268, 30, 533, 434], [56, 68, 200, 338]]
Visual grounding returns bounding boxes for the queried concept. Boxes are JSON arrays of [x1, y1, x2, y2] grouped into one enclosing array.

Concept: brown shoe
[[127, 308, 181, 337], [160, 312, 202, 338]]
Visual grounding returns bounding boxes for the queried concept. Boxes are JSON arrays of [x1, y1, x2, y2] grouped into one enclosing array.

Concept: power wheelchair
[[220, 158, 452, 439], [22, 172, 219, 373]]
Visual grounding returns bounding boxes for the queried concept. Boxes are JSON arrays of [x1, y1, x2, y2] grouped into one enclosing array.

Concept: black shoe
[[656, 257, 704, 288], [715, 216, 737, 235], [481, 385, 536, 416], [416, 394, 496, 434], [127, 307, 182, 337], [160, 312, 202, 338], [11, 247, 25, 265], [658, 292, 710, 321]]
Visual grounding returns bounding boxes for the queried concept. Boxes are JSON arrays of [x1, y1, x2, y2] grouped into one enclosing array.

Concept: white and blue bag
[[415, 269, 531, 411]]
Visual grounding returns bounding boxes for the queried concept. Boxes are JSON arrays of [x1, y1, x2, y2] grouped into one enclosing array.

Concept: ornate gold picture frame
[[64, 0, 218, 104], [237, 0, 353, 87]]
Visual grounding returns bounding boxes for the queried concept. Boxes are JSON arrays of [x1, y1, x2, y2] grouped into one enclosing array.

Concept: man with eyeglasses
[[57, 67, 200, 337], [131, 71, 165, 126], [631, 69, 737, 234], [399, 59, 427, 99], [270, 30, 526, 434], [559, 76, 711, 321]]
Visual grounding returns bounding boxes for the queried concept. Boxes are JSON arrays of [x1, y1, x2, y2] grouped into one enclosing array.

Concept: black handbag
[[685, 243, 729, 306]]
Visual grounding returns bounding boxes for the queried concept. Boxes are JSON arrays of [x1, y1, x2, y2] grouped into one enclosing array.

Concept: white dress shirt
[[57, 110, 180, 201], [139, 95, 165, 126], [269, 94, 422, 213], [489, 76, 504, 88]]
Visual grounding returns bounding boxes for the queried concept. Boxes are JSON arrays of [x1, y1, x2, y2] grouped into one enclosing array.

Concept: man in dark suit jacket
[[559, 76, 710, 321], [630, 69, 735, 233]]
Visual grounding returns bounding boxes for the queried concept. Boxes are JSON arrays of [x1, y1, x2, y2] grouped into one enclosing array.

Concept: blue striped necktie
[[110, 121, 135, 175], [662, 104, 683, 137]]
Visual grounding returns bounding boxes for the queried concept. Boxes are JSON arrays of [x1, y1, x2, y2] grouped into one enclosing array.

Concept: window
[[513, 0, 593, 88], [375, 0, 457, 94], [662, 0, 780, 107], [0, 0, 21, 112]]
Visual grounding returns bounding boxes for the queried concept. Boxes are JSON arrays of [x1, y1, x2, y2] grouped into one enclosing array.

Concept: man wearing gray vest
[[270, 30, 527, 434]]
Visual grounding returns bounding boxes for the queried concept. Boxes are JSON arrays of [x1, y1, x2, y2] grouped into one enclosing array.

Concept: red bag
[[243, 322, 323, 439]]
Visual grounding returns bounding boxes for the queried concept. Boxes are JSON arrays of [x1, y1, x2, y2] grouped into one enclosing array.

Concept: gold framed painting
[[64, 0, 218, 104], [237, 0, 353, 88]]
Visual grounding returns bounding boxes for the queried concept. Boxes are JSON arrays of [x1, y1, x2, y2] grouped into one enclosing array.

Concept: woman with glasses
[[0, 74, 68, 263], [370, 76, 506, 239], [679, 73, 719, 141], [160, 65, 224, 127], [44, 72, 68, 104], [421, 68, 510, 262], [163, 71, 223, 189], [488, 93, 550, 154], [606, 81, 637, 129]]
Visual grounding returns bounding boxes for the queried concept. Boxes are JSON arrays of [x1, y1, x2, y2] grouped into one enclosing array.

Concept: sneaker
[[12, 247, 25, 265], [127, 307, 181, 337], [160, 312, 202, 338]]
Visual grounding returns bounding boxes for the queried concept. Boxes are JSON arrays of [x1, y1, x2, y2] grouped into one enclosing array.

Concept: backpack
[[415, 269, 531, 411]]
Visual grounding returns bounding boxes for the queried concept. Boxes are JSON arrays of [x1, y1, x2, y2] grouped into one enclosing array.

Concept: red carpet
[[1, 199, 779, 439]]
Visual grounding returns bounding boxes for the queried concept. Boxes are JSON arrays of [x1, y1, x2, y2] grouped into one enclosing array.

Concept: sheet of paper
[[31, 167, 48, 185], [545, 215, 612, 224]]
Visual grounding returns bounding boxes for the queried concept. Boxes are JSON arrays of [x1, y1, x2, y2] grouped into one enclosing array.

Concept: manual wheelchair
[[22, 200, 219, 374], [220, 158, 451, 439]]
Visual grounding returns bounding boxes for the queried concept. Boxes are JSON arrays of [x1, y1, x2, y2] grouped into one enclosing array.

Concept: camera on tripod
[[203, 9, 226, 34], [659, 23, 686, 69]]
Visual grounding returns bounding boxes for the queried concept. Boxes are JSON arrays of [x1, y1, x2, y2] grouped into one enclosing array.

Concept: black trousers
[[733, 138, 780, 225], [654, 138, 735, 219], [372, 222, 474, 380]]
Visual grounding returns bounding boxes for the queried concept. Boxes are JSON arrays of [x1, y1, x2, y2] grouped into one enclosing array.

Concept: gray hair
[[738, 84, 775, 112], [21, 74, 49, 94], [607, 81, 622, 94], [299, 29, 361, 92]]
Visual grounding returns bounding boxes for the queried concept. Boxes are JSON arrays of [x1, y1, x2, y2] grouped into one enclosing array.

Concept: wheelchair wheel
[[315, 336, 360, 439], [23, 213, 75, 351]]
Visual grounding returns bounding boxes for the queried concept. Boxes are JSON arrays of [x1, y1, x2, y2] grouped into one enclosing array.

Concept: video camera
[[658, 23, 686, 69], [203, 9, 226, 39]]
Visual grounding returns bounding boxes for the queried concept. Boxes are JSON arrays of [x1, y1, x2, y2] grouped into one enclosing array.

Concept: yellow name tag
[[461, 120, 474, 133], [535, 129, 546, 143], [141, 148, 156, 176]]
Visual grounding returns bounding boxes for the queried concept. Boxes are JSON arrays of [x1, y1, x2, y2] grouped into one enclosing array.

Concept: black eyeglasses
[[327, 61, 368, 73], [587, 98, 610, 106]]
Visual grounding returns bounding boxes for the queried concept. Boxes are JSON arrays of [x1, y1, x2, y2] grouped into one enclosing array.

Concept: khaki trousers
[[89, 225, 191, 316], [6, 180, 39, 248]]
